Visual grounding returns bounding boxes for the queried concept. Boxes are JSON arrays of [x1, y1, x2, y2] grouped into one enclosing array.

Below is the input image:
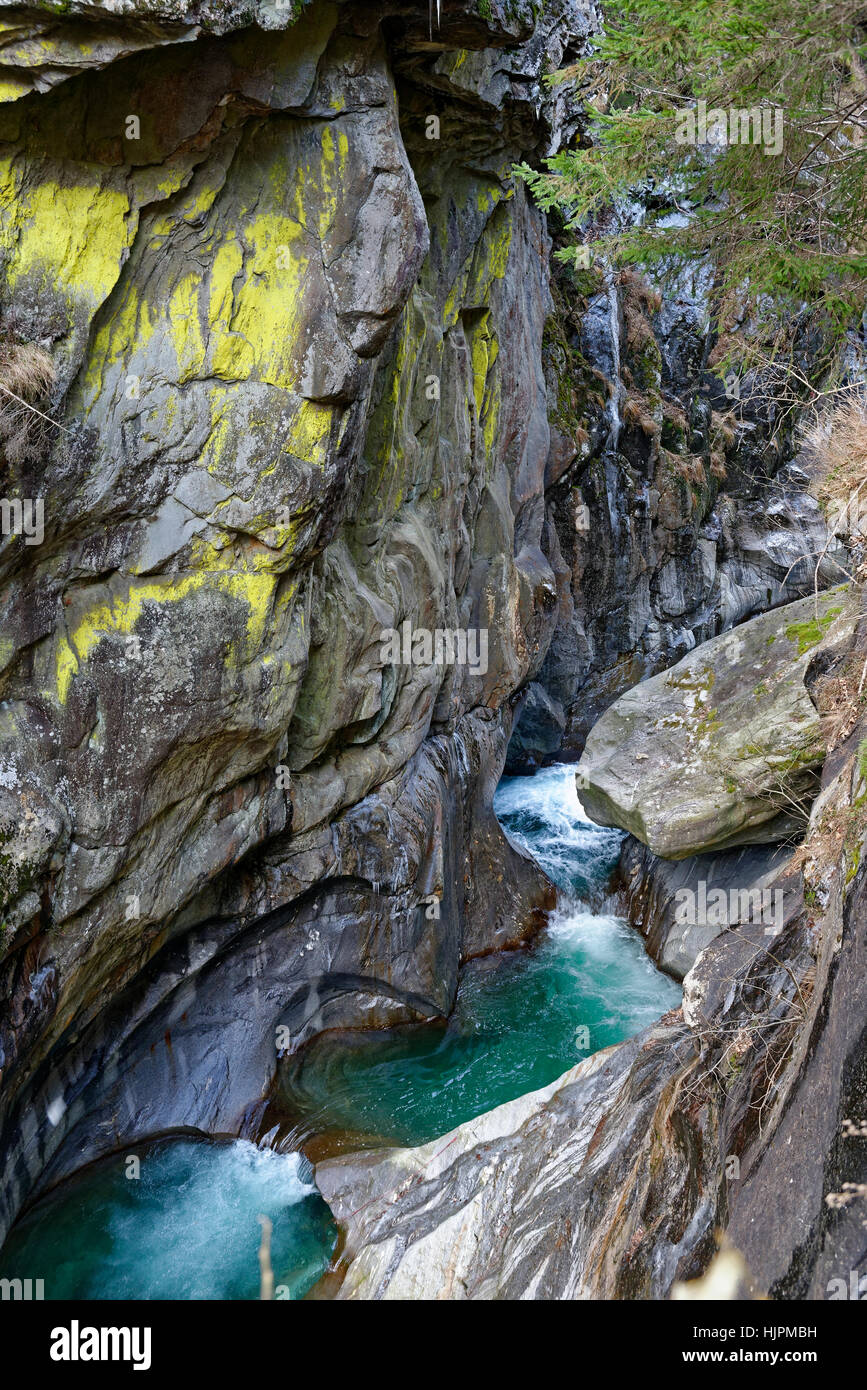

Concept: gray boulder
[[576, 586, 854, 858]]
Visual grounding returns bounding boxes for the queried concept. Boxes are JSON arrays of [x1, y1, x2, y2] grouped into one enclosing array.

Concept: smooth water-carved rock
[[616, 836, 796, 980], [575, 586, 854, 858], [315, 1020, 693, 1301], [0, 0, 594, 1241]]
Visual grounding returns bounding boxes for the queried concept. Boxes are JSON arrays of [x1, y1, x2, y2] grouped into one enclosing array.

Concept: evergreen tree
[[517, 1, 867, 377]]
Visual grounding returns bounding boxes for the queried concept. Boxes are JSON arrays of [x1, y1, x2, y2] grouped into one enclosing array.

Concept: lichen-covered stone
[[575, 586, 854, 858], [0, 0, 593, 1241]]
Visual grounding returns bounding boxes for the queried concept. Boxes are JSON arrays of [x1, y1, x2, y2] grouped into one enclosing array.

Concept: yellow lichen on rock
[[0, 163, 135, 317], [52, 570, 281, 705]]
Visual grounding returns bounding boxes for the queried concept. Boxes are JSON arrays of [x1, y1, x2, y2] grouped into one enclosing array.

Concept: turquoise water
[[278, 765, 681, 1149], [0, 766, 680, 1298], [0, 1139, 336, 1300]]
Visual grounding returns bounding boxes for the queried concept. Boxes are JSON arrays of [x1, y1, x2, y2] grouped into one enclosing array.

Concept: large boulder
[[575, 585, 854, 858]]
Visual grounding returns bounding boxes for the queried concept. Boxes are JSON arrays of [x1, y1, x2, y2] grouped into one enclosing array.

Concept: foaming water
[[0, 766, 680, 1297], [495, 762, 624, 897], [278, 765, 680, 1151], [0, 1138, 336, 1300]]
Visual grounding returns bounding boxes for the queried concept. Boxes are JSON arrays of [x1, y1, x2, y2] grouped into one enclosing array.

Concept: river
[[0, 765, 679, 1299]]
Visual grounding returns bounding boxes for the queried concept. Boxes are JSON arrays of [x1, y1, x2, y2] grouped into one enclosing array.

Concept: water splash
[[277, 766, 680, 1151], [0, 1138, 336, 1301], [495, 762, 624, 899]]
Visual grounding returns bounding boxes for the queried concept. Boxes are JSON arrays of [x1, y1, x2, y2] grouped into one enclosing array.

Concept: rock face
[[615, 837, 796, 981], [575, 586, 854, 858], [316, 1025, 690, 1300], [0, 0, 595, 1240], [506, 255, 847, 768], [315, 612, 867, 1297]]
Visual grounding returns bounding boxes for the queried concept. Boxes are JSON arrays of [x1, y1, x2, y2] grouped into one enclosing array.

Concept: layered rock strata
[[0, 0, 594, 1239]]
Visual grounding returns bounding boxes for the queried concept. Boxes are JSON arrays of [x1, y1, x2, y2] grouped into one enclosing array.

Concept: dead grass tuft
[[618, 267, 663, 316], [0, 341, 57, 467], [802, 394, 867, 548], [0, 342, 55, 400], [623, 394, 659, 437], [662, 449, 706, 487]]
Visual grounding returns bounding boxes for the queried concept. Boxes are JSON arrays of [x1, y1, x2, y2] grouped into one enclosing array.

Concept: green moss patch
[[785, 607, 843, 655]]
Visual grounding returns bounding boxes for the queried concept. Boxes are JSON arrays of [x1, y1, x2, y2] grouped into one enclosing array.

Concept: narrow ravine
[[273, 766, 680, 1155], [0, 767, 680, 1299]]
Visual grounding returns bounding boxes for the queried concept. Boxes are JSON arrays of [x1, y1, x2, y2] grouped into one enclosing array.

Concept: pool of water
[[0, 765, 680, 1299], [277, 765, 681, 1150], [0, 1138, 336, 1301]]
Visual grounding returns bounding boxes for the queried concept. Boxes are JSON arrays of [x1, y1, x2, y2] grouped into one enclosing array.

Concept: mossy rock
[[576, 586, 855, 858]]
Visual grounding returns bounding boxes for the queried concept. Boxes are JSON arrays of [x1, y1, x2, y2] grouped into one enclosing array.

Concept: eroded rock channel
[[1, 0, 865, 1304], [0, 763, 679, 1296]]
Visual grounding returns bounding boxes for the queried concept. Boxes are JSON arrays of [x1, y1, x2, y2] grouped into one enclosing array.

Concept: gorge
[[0, 0, 865, 1306]]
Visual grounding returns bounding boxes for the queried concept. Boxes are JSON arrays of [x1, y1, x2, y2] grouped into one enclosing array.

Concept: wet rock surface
[[507, 253, 847, 769], [316, 1023, 692, 1300], [616, 836, 796, 981]]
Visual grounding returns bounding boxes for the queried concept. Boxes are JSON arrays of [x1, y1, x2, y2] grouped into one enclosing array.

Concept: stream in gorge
[[0, 766, 681, 1299]]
